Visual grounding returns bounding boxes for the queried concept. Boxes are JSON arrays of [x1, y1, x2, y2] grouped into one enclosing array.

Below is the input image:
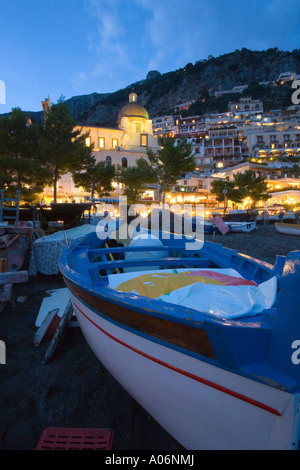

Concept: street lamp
[[223, 186, 227, 214]]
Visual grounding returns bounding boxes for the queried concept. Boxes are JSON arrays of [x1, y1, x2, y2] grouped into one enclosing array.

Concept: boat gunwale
[[59, 237, 274, 330], [69, 232, 275, 277]]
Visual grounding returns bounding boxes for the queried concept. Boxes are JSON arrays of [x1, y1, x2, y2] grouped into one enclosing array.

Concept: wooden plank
[[35, 288, 70, 327], [0, 270, 28, 284], [33, 308, 59, 347], [43, 300, 74, 363]]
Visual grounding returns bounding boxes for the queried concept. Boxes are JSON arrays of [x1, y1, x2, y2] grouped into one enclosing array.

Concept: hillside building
[[44, 93, 161, 202], [173, 115, 206, 138], [205, 126, 249, 169], [42, 90, 300, 207], [244, 121, 300, 160], [81, 92, 160, 168], [152, 115, 175, 138], [228, 97, 263, 115], [211, 162, 300, 208]]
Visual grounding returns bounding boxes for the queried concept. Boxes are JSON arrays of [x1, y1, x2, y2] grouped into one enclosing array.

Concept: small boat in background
[[212, 209, 257, 223], [59, 230, 300, 450], [192, 217, 216, 234], [225, 221, 256, 233], [275, 223, 300, 236], [282, 211, 296, 223], [257, 210, 297, 225]]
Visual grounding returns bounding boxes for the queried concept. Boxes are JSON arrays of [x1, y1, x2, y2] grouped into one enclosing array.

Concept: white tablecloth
[[29, 225, 97, 275]]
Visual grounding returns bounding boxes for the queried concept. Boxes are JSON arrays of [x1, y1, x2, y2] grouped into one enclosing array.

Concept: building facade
[[245, 122, 300, 160], [82, 92, 160, 168], [44, 93, 161, 202], [228, 97, 263, 115]]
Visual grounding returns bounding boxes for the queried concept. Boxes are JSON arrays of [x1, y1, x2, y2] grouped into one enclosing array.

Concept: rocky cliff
[[76, 48, 300, 126]]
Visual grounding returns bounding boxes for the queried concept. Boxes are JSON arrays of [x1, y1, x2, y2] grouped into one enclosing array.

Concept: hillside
[[3, 48, 300, 125], [76, 48, 300, 126], [24, 91, 110, 123]]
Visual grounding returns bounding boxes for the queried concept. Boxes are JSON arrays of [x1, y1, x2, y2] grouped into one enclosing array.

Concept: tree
[[233, 170, 269, 207], [0, 148, 13, 191], [211, 171, 269, 210], [116, 158, 157, 204], [73, 159, 115, 201], [211, 179, 242, 211], [39, 97, 93, 203], [147, 136, 195, 202], [0, 108, 48, 202]]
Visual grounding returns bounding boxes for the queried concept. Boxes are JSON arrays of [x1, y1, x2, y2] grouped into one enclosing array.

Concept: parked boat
[[39, 203, 92, 230], [275, 223, 300, 236], [212, 209, 257, 223], [192, 217, 216, 234], [257, 210, 296, 225], [59, 230, 300, 450], [225, 221, 256, 233]]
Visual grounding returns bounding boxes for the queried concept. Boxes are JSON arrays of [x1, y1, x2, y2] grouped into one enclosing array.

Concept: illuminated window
[[99, 137, 105, 148], [112, 139, 118, 149], [85, 137, 91, 146], [140, 134, 148, 147]]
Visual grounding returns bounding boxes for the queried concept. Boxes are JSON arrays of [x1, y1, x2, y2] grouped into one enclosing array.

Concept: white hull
[[71, 293, 300, 450], [275, 223, 300, 236], [226, 222, 256, 233]]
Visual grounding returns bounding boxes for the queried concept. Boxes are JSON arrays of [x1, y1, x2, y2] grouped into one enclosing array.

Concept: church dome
[[118, 93, 149, 122]]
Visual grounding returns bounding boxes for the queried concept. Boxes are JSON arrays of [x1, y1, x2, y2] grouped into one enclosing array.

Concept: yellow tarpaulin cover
[[115, 269, 256, 299]]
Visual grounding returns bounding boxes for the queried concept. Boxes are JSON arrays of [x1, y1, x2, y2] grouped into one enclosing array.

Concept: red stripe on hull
[[73, 300, 281, 417]]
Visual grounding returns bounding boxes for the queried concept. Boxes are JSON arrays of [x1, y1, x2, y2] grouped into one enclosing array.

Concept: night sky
[[0, 0, 299, 114]]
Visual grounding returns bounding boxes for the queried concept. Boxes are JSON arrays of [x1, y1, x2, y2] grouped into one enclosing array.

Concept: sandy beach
[[1, 223, 300, 451]]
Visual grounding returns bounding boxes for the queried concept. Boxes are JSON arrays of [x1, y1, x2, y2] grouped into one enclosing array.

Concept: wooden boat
[[257, 211, 295, 225], [282, 212, 296, 223], [212, 210, 257, 223], [225, 221, 256, 233], [275, 223, 300, 236], [192, 217, 216, 234], [59, 231, 300, 450], [39, 203, 92, 229]]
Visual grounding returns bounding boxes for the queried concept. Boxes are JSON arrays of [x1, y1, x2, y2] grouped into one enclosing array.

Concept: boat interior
[[65, 230, 279, 323]]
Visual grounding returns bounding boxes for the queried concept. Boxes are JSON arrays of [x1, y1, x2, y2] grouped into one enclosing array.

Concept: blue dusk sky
[[0, 0, 299, 114]]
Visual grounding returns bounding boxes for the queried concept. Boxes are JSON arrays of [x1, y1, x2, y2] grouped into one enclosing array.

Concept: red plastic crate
[[36, 427, 113, 450]]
